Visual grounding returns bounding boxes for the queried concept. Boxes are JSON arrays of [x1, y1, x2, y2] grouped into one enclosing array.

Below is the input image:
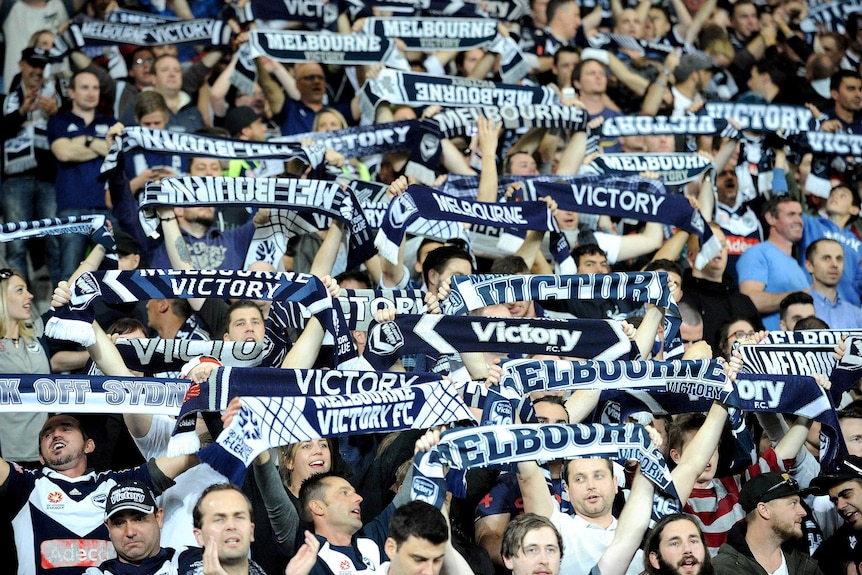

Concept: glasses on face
[[134, 57, 154, 66], [298, 74, 325, 82], [0, 269, 14, 280], [764, 473, 799, 496], [728, 330, 756, 341]]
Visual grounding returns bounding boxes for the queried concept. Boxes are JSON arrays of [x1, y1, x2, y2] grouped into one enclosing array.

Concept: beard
[[185, 212, 215, 228], [654, 554, 715, 575]]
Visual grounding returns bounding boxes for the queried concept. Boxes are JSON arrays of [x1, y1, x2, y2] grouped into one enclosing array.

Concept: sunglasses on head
[[0, 269, 14, 280]]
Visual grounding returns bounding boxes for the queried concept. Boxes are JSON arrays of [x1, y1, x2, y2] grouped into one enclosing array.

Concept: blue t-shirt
[[276, 99, 355, 137], [47, 111, 116, 210], [736, 240, 809, 330]]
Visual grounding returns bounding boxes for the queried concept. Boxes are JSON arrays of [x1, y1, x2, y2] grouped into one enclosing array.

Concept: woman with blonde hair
[[0, 269, 49, 465], [313, 107, 371, 181]]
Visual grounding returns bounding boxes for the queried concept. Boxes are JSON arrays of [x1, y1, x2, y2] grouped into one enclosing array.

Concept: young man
[[712, 472, 822, 575], [501, 513, 563, 575], [806, 238, 862, 329], [643, 513, 713, 575], [810, 456, 862, 573]]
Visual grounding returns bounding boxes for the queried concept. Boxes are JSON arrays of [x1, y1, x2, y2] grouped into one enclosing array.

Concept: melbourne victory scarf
[[245, 30, 410, 69], [410, 423, 675, 508], [359, 69, 560, 120], [192, 371, 475, 483], [113, 338, 276, 373], [275, 120, 443, 185], [522, 177, 721, 269], [67, 15, 232, 48], [588, 153, 714, 186], [0, 215, 117, 266], [46, 269, 357, 365], [245, 0, 340, 29], [432, 105, 588, 139], [598, 373, 844, 465], [375, 184, 557, 264], [364, 314, 632, 370], [140, 177, 375, 271], [101, 127, 324, 178]]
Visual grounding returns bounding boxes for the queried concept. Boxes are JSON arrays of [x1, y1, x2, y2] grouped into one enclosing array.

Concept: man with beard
[[811, 456, 862, 573], [643, 514, 714, 575], [712, 472, 822, 575], [0, 414, 196, 575], [148, 169, 256, 270]]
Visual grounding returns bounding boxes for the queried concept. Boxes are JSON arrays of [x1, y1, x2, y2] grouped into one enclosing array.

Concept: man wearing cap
[[2, 46, 63, 288], [712, 471, 823, 575], [85, 480, 181, 575], [669, 53, 714, 117], [0, 414, 197, 575], [224, 106, 270, 179], [810, 456, 862, 573]]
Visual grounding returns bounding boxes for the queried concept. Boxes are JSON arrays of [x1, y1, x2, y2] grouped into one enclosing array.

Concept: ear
[[83, 438, 95, 455], [193, 528, 204, 547], [155, 508, 165, 529], [427, 268, 440, 289], [250, 521, 255, 543], [851, 205, 860, 217], [779, 319, 788, 331], [223, 332, 231, 342], [130, 254, 141, 268], [764, 210, 776, 227], [309, 499, 326, 518], [669, 447, 682, 465], [503, 556, 515, 571], [384, 537, 397, 561], [804, 259, 814, 274], [649, 551, 661, 570]]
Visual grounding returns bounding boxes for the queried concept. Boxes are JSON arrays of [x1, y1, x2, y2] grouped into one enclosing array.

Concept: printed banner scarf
[[0, 215, 118, 266], [589, 153, 714, 186], [364, 314, 633, 370], [375, 184, 557, 264], [67, 16, 232, 48], [359, 69, 560, 120], [410, 423, 675, 509], [275, 119, 443, 185], [245, 30, 410, 69], [141, 176, 375, 271], [523, 177, 721, 269], [114, 338, 276, 374], [0, 373, 188, 415], [45, 270, 357, 366], [197, 377, 475, 483], [598, 373, 844, 466], [431, 105, 588, 139]]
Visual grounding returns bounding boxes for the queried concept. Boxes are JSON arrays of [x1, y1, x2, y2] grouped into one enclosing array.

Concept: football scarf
[[113, 338, 277, 374], [431, 105, 588, 139], [364, 314, 633, 370], [410, 423, 676, 509], [245, 30, 410, 69], [589, 153, 714, 186], [67, 15, 232, 48], [0, 215, 117, 266]]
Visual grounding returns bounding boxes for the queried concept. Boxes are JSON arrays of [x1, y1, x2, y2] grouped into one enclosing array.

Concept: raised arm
[[594, 465, 655, 575]]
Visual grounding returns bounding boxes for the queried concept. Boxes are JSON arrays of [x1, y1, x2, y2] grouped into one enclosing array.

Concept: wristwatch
[[84, 135, 95, 147]]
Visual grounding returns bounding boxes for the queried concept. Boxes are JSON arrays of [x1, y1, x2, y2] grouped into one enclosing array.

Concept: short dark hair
[[106, 317, 147, 336], [553, 45, 579, 67], [546, 0, 573, 25], [503, 150, 541, 173], [794, 316, 829, 330], [779, 291, 814, 322], [572, 57, 606, 83], [805, 237, 843, 262], [572, 244, 607, 266], [762, 195, 800, 221], [226, 299, 264, 323], [421, 245, 473, 287], [643, 514, 714, 575], [714, 316, 757, 357], [70, 69, 99, 91], [831, 69, 862, 94], [334, 270, 372, 289], [490, 255, 530, 275], [501, 513, 564, 560], [644, 259, 682, 277], [192, 483, 251, 529], [170, 298, 193, 320], [389, 501, 449, 547], [298, 471, 344, 522]]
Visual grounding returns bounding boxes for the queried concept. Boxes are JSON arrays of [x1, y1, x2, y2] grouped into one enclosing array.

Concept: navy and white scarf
[[67, 15, 232, 48], [0, 215, 117, 266], [275, 120, 443, 185], [802, 0, 862, 32], [245, 30, 410, 69], [46, 269, 357, 365], [2, 80, 60, 174], [191, 371, 475, 483], [523, 177, 721, 269], [588, 154, 714, 186], [364, 314, 633, 370], [826, 335, 862, 402], [703, 103, 818, 133], [101, 127, 324, 178], [0, 373, 188, 416], [410, 423, 675, 508], [597, 373, 844, 466], [375, 184, 557, 264], [141, 176, 376, 270], [113, 338, 277, 374], [359, 69, 560, 120], [432, 105, 588, 139], [346, 0, 528, 21], [737, 343, 837, 377], [245, 0, 340, 29]]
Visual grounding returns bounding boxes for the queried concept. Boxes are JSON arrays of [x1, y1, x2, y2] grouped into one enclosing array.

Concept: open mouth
[[51, 440, 66, 452]]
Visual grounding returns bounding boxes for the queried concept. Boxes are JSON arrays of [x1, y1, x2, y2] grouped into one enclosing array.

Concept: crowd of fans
[[5, 0, 862, 574]]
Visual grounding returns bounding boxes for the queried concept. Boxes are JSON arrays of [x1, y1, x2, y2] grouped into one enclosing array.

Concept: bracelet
[[159, 216, 177, 222]]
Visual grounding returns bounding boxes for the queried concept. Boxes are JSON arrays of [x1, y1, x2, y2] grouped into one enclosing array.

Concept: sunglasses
[[0, 269, 14, 280], [764, 473, 798, 496]]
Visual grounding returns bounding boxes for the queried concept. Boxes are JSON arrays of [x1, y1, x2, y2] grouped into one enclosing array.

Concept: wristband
[[159, 216, 177, 222]]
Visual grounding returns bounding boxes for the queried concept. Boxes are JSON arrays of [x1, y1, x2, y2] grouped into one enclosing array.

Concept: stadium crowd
[[5, 0, 862, 574]]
